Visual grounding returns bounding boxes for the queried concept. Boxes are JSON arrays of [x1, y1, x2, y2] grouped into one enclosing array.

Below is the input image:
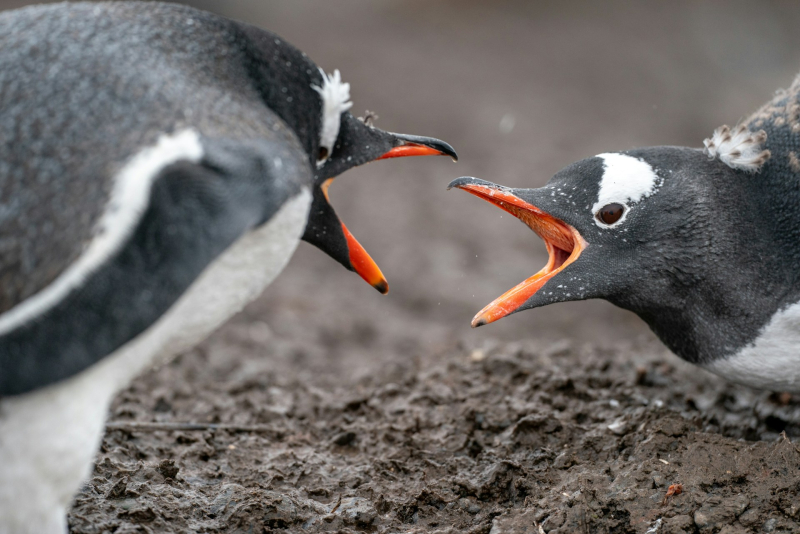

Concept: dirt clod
[[156, 459, 179, 479], [332, 431, 357, 447]]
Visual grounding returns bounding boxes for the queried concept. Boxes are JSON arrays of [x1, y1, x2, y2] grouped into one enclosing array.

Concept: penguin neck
[[619, 164, 800, 365], [234, 23, 320, 164]]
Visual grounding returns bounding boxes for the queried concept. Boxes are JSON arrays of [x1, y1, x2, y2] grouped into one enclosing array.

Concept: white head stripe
[[311, 69, 352, 164], [0, 129, 204, 335], [703, 124, 770, 173], [591, 153, 659, 228]]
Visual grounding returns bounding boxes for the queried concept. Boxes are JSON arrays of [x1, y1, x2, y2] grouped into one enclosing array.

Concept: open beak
[[327, 134, 457, 294], [448, 177, 587, 327]]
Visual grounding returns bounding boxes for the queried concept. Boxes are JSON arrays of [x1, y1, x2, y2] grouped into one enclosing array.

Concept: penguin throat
[[451, 183, 586, 327]]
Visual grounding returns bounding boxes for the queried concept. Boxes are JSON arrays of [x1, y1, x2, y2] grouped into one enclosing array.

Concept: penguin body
[[451, 74, 800, 392], [0, 3, 315, 395], [0, 3, 456, 531], [703, 78, 800, 390]]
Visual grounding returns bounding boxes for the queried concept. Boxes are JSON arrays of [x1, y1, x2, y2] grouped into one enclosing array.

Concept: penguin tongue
[[449, 181, 586, 327]]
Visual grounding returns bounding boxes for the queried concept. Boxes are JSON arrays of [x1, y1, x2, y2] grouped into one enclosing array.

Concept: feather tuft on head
[[311, 69, 353, 166], [703, 124, 771, 173]]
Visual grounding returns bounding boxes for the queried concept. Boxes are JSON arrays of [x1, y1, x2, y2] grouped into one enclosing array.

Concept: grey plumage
[[0, 2, 311, 312], [0, 2, 323, 394]]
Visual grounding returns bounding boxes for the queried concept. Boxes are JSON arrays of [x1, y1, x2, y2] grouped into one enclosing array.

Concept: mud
[[68, 338, 800, 533]]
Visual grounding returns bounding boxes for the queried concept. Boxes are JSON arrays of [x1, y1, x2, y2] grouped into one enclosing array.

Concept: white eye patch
[[311, 69, 353, 168], [591, 153, 660, 228]]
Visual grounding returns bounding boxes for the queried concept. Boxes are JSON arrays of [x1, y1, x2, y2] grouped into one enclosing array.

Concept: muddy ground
[[70, 337, 800, 534], [3, 0, 800, 532]]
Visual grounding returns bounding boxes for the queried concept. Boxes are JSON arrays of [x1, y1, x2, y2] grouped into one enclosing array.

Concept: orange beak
[[319, 177, 388, 293], [377, 143, 450, 160], [450, 182, 587, 327]]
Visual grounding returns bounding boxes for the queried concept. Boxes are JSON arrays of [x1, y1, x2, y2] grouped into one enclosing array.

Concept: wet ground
[[2, 0, 800, 532], [69, 336, 800, 533]]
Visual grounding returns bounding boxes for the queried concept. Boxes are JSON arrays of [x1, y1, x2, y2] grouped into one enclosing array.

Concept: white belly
[[0, 189, 311, 533], [706, 300, 800, 392]]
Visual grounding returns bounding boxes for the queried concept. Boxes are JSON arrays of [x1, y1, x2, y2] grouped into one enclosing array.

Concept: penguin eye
[[596, 203, 625, 225], [318, 146, 330, 162]]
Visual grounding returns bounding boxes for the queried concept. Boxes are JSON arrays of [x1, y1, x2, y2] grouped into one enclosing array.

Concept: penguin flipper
[[0, 137, 310, 396]]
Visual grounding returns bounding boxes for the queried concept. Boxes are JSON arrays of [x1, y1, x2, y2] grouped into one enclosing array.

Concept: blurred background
[[3, 0, 800, 384]]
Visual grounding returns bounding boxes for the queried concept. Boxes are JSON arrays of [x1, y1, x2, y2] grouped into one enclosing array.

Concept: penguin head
[[302, 110, 457, 294], [295, 69, 456, 294], [449, 146, 775, 361], [239, 28, 457, 293]]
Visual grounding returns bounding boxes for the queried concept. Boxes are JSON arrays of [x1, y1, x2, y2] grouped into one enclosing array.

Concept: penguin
[[450, 73, 800, 394], [0, 3, 456, 532]]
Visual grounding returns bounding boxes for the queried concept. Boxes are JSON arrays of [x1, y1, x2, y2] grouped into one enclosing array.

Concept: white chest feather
[[706, 301, 800, 392], [0, 188, 311, 533]]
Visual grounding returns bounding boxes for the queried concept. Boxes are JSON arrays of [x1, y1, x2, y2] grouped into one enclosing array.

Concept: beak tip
[[471, 317, 488, 328], [374, 280, 389, 294], [432, 140, 458, 161], [387, 133, 457, 161], [447, 177, 472, 191]]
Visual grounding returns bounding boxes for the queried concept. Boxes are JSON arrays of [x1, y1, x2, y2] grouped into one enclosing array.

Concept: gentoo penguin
[[0, 3, 455, 532], [451, 74, 800, 393]]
